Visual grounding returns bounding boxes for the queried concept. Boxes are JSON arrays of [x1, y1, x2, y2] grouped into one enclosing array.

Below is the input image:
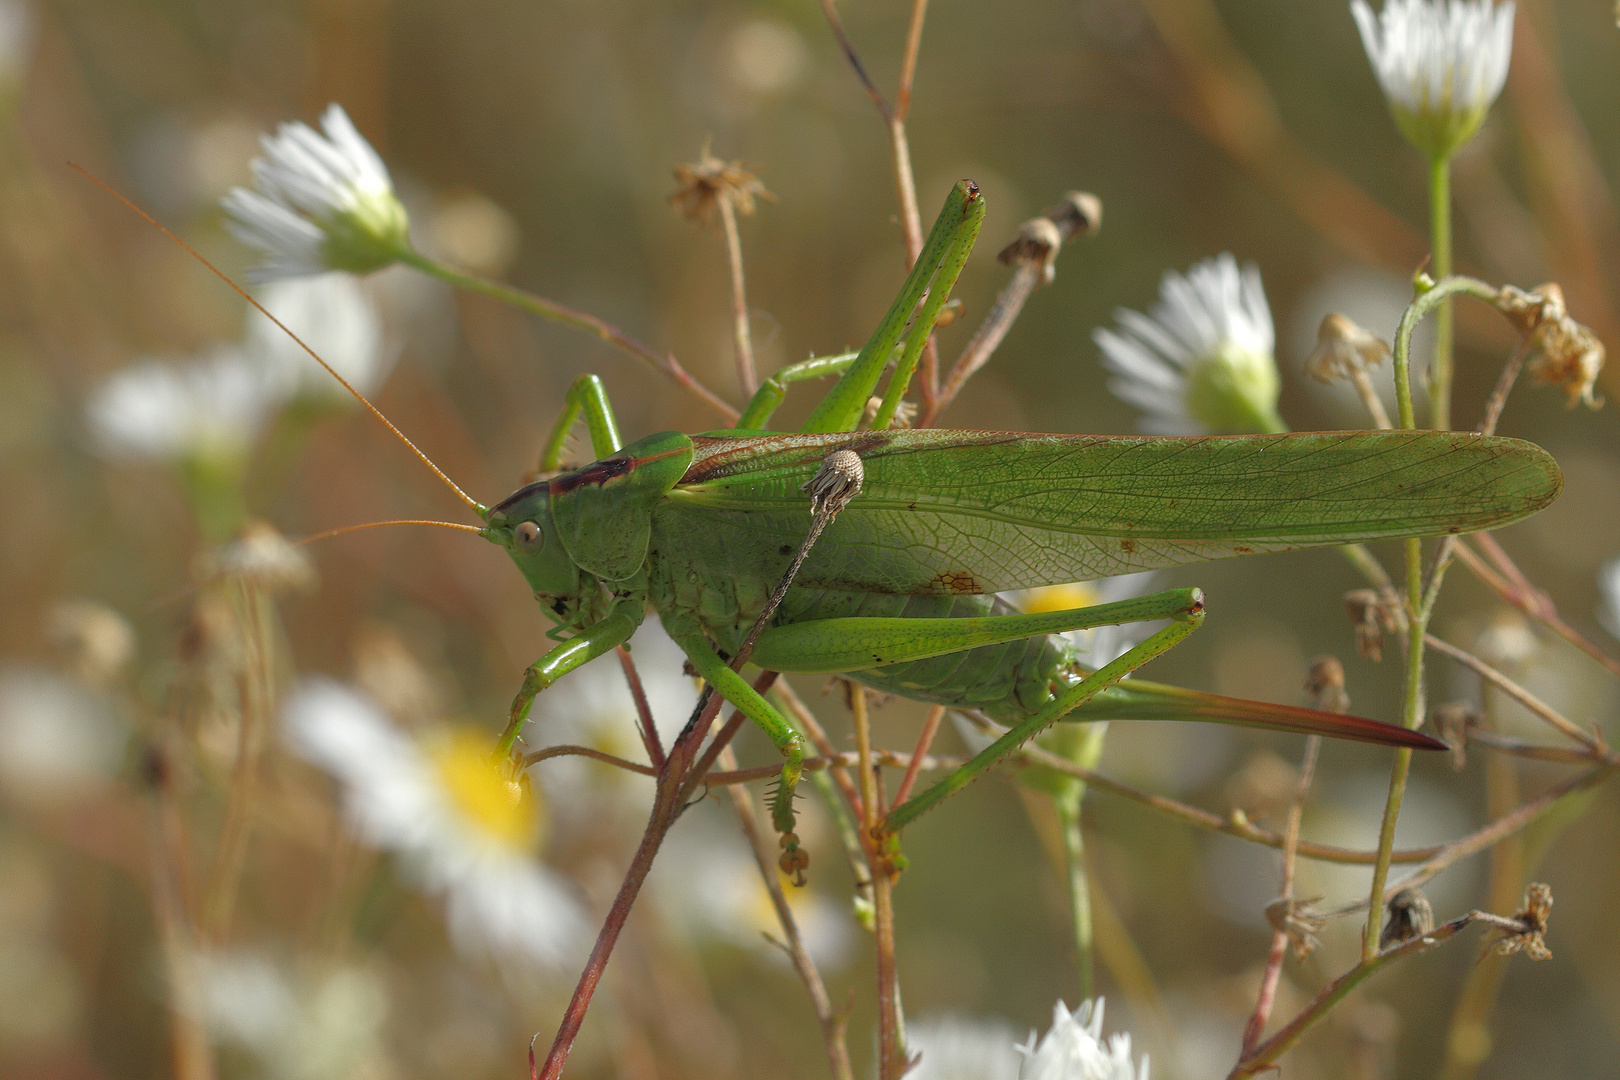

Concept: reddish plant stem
[[892, 705, 945, 807], [617, 646, 664, 769], [1453, 537, 1620, 682], [717, 744, 854, 1080], [1240, 736, 1320, 1055], [538, 665, 767, 1077]]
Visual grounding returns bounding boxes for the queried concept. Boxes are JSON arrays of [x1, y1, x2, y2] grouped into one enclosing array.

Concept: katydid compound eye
[[515, 521, 543, 551]]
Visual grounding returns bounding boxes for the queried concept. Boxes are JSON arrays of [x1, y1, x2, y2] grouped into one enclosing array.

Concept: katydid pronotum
[[134, 177, 1562, 870]]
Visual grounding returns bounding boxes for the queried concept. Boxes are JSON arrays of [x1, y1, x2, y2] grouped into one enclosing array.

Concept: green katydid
[[474, 181, 1558, 849], [144, 174, 1558, 860]]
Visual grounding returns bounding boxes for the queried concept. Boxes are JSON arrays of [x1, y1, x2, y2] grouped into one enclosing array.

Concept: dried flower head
[[206, 520, 316, 593], [46, 599, 135, 687], [1047, 191, 1103, 239], [1498, 283, 1605, 409], [1380, 887, 1435, 949], [1430, 701, 1480, 770], [861, 395, 918, 429], [1352, 0, 1516, 162], [1304, 656, 1350, 714], [1345, 589, 1401, 662], [223, 104, 410, 280], [1492, 881, 1553, 960], [998, 217, 1065, 285], [669, 149, 771, 225], [1307, 313, 1391, 384], [1265, 895, 1328, 960]]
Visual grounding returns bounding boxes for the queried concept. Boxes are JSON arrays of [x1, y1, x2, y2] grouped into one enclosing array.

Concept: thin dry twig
[[1229, 898, 1556, 1078], [1451, 537, 1620, 682], [1424, 633, 1607, 752], [1241, 733, 1322, 1055], [715, 745, 854, 1080]]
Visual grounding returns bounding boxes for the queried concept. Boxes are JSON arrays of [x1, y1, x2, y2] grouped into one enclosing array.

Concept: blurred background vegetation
[[2, 0, 1619, 1078]]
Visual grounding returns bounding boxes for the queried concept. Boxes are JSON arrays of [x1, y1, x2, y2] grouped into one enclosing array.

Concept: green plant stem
[[1365, 272, 1501, 958], [1429, 156, 1454, 430], [397, 249, 739, 422], [1060, 804, 1095, 1000]]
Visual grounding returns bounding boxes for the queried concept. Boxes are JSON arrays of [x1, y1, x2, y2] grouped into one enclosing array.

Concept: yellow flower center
[[430, 732, 542, 851], [1019, 582, 1100, 614]]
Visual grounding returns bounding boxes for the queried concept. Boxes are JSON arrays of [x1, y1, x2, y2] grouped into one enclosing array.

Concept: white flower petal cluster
[[0, 666, 126, 804], [1351, 0, 1515, 161], [1598, 557, 1620, 642], [248, 273, 390, 402], [0, 0, 33, 92], [223, 103, 409, 280], [86, 346, 275, 464], [87, 275, 386, 466], [1017, 1000, 1147, 1080], [283, 678, 587, 969], [1095, 254, 1283, 435]]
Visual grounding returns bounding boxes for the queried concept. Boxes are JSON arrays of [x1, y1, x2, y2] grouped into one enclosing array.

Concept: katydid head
[[483, 481, 585, 621]]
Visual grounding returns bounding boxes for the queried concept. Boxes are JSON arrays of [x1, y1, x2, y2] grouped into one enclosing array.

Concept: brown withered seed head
[[1265, 895, 1327, 960], [1046, 191, 1102, 238], [1304, 656, 1349, 714], [1344, 589, 1399, 662], [206, 520, 316, 593], [669, 149, 771, 225], [1494, 882, 1554, 960], [46, 599, 135, 687], [1497, 283, 1606, 409], [1430, 701, 1481, 771], [996, 217, 1064, 284], [1307, 313, 1390, 385], [1380, 887, 1435, 949]]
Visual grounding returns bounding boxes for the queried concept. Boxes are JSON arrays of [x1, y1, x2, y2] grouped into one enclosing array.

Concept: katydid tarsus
[[139, 176, 1558, 865]]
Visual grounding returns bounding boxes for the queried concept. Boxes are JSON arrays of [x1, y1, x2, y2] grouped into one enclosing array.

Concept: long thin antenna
[[298, 519, 485, 546], [70, 163, 486, 517]]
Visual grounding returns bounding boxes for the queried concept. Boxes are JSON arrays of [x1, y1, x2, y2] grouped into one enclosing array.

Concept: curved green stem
[[397, 249, 739, 422], [1365, 270, 1500, 959]]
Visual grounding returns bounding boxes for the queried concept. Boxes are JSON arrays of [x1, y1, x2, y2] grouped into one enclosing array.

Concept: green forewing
[[661, 430, 1561, 594]]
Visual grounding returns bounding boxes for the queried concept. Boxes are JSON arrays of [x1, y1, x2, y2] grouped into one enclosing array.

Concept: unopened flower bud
[[1381, 887, 1435, 949]]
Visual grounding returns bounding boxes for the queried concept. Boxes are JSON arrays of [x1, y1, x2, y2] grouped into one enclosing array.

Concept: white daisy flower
[[1017, 999, 1147, 1080], [86, 346, 275, 464], [223, 103, 410, 281], [197, 951, 390, 1080], [1351, 0, 1516, 161], [283, 679, 586, 969], [1598, 557, 1620, 642], [1094, 254, 1284, 435], [246, 272, 391, 403], [905, 1016, 1025, 1080]]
